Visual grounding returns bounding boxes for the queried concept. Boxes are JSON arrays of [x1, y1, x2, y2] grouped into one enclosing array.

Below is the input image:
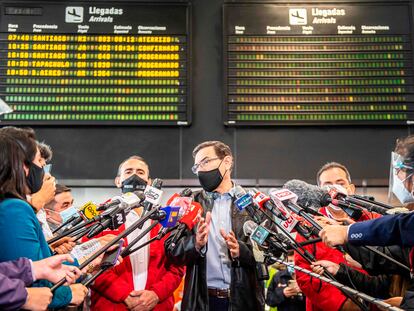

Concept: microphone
[[270, 189, 321, 236], [86, 192, 147, 238], [243, 220, 286, 258], [53, 202, 100, 234], [166, 202, 202, 251], [166, 188, 193, 218], [321, 189, 364, 220], [249, 188, 311, 237], [138, 179, 163, 228], [235, 186, 311, 238], [97, 191, 145, 212], [155, 206, 181, 237], [249, 189, 287, 221], [86, 208, 127, 238], [166, 188, 193, 206], [244, 221, 267, 276], [158, 206, 181, 228], [282, 180, 364, 220], [283, 180, 325, 215], [143, 178, 163, 210], [234, 186, 263, 224], [352, 194, 394, 210], [324, 185, 393, 216]]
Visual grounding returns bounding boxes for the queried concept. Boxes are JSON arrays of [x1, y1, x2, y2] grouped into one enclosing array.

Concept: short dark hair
[[116, 155, 149, 177], [0, 127, 37, 199], [37, 141, 53, 162], [192, 141, 233, 159], [192, 141, 234, 170], [55, 184, 71, 195], [316, 162, 352, 186], [44, 184, 71, 210]]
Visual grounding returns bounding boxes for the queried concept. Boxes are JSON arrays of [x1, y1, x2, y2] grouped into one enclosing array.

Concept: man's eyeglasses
[[192, 157, 221, 174]]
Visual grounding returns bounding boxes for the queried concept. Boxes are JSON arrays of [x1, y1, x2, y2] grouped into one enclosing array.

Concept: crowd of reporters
[[1, 126, 414, 311]]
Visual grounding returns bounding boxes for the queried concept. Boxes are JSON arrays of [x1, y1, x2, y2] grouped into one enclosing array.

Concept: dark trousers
[[208, 295, 230, 311]]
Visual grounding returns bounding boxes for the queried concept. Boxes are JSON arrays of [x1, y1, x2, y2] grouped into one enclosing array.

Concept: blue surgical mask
[[287, 265, 295, 275], [392, 172, 414, 204], [58, 206, 78, 223]]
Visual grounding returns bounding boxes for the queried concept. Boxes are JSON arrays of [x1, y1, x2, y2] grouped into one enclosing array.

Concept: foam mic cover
[[283, 179, 325, 213], [179, 202, 202, 230]]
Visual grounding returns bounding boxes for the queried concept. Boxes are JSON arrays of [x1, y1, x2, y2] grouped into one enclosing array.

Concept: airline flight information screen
[[224, 2, 414, 125], [0, 2, 191, 125]]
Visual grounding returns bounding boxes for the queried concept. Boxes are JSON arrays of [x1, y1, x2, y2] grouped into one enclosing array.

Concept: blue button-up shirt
[[206, 187, 236, 289]]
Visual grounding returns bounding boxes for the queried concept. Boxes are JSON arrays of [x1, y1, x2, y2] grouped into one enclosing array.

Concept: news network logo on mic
[[251, 226, 270, 245], [235, 193, 253, 211], [144, 186, 162, 205], [160, 206, 180, 227], [270, 189, 298, 206], [253, 192, 268, 205], [110, 211, 127, 229], [80, 201, 99, 219]]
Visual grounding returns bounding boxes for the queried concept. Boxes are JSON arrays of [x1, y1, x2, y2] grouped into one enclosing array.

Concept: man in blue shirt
[[165, 140, 264, 311]]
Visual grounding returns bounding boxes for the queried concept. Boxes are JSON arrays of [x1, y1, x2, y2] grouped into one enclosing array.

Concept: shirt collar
[[205, 182, 237, 200]]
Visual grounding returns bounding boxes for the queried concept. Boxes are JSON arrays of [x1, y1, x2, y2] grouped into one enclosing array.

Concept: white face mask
[[45, 206, 77, 224], [392, 172, 414, 204]]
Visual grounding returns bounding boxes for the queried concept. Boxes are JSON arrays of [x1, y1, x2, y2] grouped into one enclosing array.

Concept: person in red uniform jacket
[[90, 155, 185, 311], [294, 162, 380, 311]]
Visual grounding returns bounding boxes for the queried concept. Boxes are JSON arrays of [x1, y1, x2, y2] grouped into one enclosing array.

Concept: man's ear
[[348, 184, 356, 195], [114, 176, 122, 188], [224, 156, 233, 171], [147, 177, 152, 185]]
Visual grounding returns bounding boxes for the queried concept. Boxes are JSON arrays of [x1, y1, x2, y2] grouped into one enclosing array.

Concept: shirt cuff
[[198, 245, 207, 257], [29, 259, 36, 282], [346, 224, 352, 241]]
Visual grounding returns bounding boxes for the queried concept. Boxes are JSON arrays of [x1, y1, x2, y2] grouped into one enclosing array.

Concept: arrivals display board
[[224, 2, 414, 125], [0, 1, 191, 125]]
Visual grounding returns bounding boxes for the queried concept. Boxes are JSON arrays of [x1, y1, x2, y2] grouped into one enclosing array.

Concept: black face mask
[[121, 174, 148, 193], [26, 163, 44, 194], [197, 160, 226, 192]]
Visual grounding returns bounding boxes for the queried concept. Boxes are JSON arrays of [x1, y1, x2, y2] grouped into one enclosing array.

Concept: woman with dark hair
[[0, 127, 88, 309]]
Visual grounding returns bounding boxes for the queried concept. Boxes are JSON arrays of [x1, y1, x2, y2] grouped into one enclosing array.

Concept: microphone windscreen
[[283, 179, 325, 211]]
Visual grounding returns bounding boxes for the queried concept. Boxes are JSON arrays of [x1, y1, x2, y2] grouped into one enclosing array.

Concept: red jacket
[[294, 207, 379, 311], [90, 222, 185, 311]]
